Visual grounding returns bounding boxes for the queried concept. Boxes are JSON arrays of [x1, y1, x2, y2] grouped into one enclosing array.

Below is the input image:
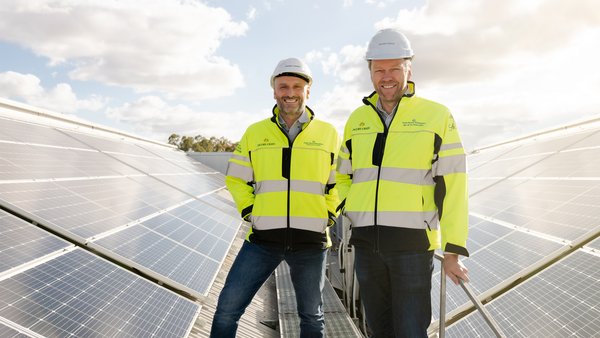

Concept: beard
[[276, 96, 305, 117]]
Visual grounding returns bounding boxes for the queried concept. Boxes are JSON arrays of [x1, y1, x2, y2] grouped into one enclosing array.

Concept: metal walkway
[[275, 261, 363, 338]]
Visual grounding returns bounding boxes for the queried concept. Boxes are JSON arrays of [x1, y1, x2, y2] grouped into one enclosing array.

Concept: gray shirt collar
[[376, 99, 398, 128], [278, 109, 309, 142]]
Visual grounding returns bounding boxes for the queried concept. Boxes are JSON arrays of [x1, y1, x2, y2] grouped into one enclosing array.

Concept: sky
[[1, 0, 599, 151]]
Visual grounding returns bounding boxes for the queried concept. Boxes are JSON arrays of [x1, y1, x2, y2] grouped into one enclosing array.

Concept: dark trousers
[[354, 247, 434, 338]]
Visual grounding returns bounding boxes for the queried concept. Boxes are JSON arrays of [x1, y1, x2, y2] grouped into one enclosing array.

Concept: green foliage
[[168, 133, 237, 152]]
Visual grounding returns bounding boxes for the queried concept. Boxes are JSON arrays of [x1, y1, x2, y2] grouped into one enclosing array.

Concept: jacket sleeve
[[325, 130, 342, 224], [433, 113, 469, 256], [335, 121, 353, 211], [225, 131, 255, 221]]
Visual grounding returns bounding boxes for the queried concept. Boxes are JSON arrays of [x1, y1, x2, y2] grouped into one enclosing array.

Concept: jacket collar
[[270, 105, 315, 124]]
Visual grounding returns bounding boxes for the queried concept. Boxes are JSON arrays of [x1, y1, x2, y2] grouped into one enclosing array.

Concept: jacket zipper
[[275, 119, 298, 251], [367, 98, 400, 253]]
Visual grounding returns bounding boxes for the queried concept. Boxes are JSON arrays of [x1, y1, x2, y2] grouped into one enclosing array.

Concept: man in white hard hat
[[336, 28, 470, 337], [210, 57, 340, 338]]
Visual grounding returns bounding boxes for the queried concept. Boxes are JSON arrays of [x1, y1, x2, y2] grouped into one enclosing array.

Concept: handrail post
[[434, 253, 506, 338], [439, 256, 446, 338]]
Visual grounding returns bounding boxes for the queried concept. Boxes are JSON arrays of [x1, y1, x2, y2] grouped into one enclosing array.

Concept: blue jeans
[[354, 248, 433, 338], [210, 241, 327, 338]]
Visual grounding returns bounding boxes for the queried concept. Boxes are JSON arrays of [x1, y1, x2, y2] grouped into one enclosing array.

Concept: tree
[[168, 133, 180, 146], [168, 133, 237, 152]]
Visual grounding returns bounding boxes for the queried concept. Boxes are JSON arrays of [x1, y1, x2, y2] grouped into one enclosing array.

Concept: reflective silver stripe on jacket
[[433, 153, 466, 176], [231, 154, 250, 162], [252, 215, 327, 232], [440, 142, 463, 152], [226, 161, 254, 182], [327, 169, 336, 185], [352, 167, 434, 185], [337, 145, 352, 175], [345, 210, 438, 230], [337, 156, 352, 175]]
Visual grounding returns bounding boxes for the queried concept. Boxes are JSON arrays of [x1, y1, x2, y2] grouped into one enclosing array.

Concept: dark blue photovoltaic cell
[[0, 249, 199, 338], [446, 251, 600, 337], [431, 216, 564, 319], [0, 211, 70, 273], [92, 198, 241, 296]]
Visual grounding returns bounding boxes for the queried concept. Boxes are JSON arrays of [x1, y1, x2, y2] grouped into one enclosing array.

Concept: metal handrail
[[435, 253, 506, 338]]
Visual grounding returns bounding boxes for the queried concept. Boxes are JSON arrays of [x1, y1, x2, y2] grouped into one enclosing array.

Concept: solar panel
[[468, 129, 600, 196], [517, 147, 600, 177], [0, 143, 142, 180], [436, 123, 600, 335], [0, 248, 199, 337], [487, 129, 595, 159], [586, 237, 600, 251], [0, 100, 248, 336], [467, 152, 549, 179], [471, 179, 600, 241], [468, 144, 519, 172], [89, 198, 241, 297], [0, 117, 90, 149], [431, 215, 565, 318], [445, 250, 600, 337], [0, 210, 71, 273], [67, 131, 162, 156], [129, 173, 224, 198]]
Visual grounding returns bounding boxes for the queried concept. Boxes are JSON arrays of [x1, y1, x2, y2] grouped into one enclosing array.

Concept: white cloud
[[365, 0, 397, 8], [246, 6, 257, 21], [310, 0, 600, 150], [0, 0, 248, 101], [306, 45, 370, 87], [105, 95, 259, 142], [0, 71, 106, 113]]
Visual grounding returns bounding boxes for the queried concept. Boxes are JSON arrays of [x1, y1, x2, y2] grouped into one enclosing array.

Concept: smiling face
[[369, 58, 412, 113], [273, 75, 310, 124]]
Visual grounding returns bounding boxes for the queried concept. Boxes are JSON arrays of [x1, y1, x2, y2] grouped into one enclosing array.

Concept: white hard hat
[[270, 57, 313, 88], [365, 28, 414, 60]]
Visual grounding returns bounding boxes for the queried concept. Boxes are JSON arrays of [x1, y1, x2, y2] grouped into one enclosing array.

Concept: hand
[[327, 212, 337, 227], [443, 253, 469, 285]]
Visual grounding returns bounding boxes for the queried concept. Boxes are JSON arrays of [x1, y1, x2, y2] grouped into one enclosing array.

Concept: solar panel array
[[0, 100, 243, 337], [432, 125, 600, 336]]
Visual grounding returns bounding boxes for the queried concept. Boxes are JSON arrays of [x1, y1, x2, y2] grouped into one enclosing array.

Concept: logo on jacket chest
[[402, 118, 426, 127], [352, 121, 371, 132], [303, 140, 324, 147], [257, 138, 276, 147]]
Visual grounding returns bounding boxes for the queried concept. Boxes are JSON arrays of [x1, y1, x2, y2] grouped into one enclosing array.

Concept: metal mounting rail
[[435, 253, 506, 338]]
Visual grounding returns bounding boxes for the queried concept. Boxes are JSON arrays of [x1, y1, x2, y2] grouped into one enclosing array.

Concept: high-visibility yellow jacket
[[226, 105, 340, 249], [336, 82, 469, 255]]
